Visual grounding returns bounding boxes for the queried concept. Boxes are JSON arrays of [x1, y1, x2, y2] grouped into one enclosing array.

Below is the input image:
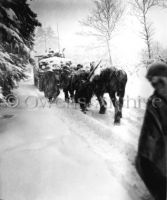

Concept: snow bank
[[0, 77, 152, 200], [0, 108, 132, 200], [0, 80, 134, 200]]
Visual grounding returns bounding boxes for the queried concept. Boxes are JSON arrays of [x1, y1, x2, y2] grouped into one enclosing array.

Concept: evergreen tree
[[0, 0, 41, 97]]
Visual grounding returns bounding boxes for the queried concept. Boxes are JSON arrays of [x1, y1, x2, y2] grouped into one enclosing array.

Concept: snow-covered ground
[[0, 74, 153, 200]]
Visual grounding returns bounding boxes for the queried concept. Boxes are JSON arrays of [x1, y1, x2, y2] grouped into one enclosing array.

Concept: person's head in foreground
[[146, 62, 167, 99]]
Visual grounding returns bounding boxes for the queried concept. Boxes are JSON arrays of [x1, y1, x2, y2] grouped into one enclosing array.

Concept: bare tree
[[151, 41, 167, 61], [131, 0, 167, 60], [81, 0, 124, 65], [35, 26, 58, 53]]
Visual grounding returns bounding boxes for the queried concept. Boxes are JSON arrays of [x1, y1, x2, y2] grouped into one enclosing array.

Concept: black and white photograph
[[0, 0, 166, 199]]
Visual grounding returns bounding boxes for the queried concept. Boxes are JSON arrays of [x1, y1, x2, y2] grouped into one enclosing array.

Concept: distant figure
[[76, 64, 83, 70], [66, 61, 72, 67], [136, 62, 167, 200], [90, 61, 95, 72], [43, 71, 60, 102], [89, 61, 102, 82]]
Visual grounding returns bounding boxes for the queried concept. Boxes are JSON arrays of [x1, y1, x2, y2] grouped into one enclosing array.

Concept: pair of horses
[[42, 66, 127, 124], [75, 67, 127, 124]]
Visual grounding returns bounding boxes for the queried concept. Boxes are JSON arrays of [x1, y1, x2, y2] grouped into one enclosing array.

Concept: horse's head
[[52, 69, 61, 82], [75, 81, 94, 105], [59, 66, 72, 88]]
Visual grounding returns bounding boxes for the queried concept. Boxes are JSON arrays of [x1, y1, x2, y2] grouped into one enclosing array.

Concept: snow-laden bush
[[0, 46, 27, 96]]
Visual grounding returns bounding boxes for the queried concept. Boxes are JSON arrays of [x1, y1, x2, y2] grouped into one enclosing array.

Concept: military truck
[[33, 51, 72, 91]]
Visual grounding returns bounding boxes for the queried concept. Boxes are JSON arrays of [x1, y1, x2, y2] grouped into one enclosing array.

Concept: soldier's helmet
[[90, 61, 95, 67], [146, 62, 167, 80]]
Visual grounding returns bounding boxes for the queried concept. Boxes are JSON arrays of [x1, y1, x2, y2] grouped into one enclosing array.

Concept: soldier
[[76, 64, 83, 70], [136, 62, 167, 200], [90, 61, 95, 72]]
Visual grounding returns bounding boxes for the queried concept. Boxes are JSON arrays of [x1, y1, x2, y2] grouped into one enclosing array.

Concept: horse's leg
[[97, 94, 107, 114], [63, 88, 70, 102], [117, 71, 127, 119], [53, 87, 60, 102], [118, 82, 126, 118], [74, 88, 80, 103], [118, 91, 124, 118], [69, 88, 74, 102], [48, 97, 53, 103], [118, 96, 123, 118], [80, 99, 87, 113], [69, 77, 75, 101], [109, 92, 120, 124]]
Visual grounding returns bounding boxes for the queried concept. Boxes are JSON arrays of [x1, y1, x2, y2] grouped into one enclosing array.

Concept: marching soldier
[[136, 62, 167, 200]]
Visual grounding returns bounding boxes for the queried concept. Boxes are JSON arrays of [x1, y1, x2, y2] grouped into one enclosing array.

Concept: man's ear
[[151, 77, 165, 88], [153, 78, 167, 95], [157, 78, 166, 87]]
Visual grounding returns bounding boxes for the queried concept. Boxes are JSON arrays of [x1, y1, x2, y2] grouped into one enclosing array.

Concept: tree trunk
[[147, 40, 152, 59], [106, 39, 112, 65], [44, 33, 47, 53], [143, 14, 152, 60]]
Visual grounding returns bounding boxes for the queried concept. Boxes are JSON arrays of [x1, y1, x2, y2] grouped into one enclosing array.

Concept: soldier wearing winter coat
[[136, 62, 167, 200]]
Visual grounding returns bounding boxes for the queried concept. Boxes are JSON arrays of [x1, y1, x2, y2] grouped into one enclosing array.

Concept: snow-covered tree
[[34, 26, 58, 54], [151, 42, 167, 62], [130, 0, 167, 60], [0, 0, 41, 97], [80, 0, 124, 65]]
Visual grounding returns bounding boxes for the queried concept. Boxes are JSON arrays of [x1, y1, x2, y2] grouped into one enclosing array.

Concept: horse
[[75, 67, 128, 124], [60, 65, 89, 102]]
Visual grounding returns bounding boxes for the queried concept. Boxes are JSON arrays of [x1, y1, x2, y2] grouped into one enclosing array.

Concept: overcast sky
[[30, 0, 167, 65]]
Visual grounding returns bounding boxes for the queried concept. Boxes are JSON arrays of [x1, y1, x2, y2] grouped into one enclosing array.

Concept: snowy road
[[0, 78, 152, 200]]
